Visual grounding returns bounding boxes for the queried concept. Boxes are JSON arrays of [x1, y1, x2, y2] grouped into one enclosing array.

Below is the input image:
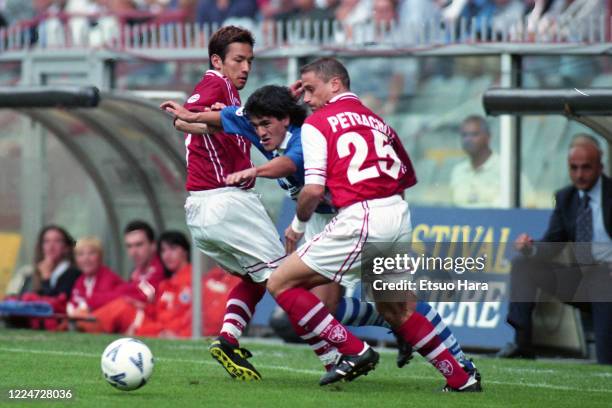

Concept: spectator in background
[[137, 230, 240, 337], [441, 0, 524, 38], [399, 0, 442, 32], [79, 220, 165, 308], [5, 225, 81, 330], [0, 0, 36, 27], [77, 222, 167, 333], [450, 115, 535, 208], [346, 0, 416, 113], [272, 0, 333, 42], [498, 135, 612, 364], [335, 0, 371, 40], [196, 0, 257, 26], [274, 0, 333, 27], [133, 230, 194, 337], [491, 0, 524, 29], [259, 0, 295, 19], [118, 220, 166, 303], [66, 236, 124, 318], [27, 225, 81, 300]]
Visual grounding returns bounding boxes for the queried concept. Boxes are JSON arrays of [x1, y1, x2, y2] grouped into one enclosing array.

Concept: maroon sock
[[219, 279, 266, 346], [397, 312, 470, 389], [276, 287, 364, 355]]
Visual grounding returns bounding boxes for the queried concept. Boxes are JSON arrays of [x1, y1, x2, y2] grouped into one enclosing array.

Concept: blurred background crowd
[[0, 0, 605, 41]]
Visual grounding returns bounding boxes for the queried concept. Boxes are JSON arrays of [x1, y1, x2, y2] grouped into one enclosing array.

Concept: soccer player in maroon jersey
[[266, 58, 481, 391], [173, 26, 286, 381]]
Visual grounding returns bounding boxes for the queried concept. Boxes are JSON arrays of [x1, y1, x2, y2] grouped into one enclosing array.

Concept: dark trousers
[[507, 256, 612, 364]]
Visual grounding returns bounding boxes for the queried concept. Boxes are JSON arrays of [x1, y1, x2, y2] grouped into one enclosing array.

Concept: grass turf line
[[0, 329, 611, 408]]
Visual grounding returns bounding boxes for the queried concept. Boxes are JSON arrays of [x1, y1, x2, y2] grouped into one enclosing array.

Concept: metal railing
[[0, 14, 611, 55]]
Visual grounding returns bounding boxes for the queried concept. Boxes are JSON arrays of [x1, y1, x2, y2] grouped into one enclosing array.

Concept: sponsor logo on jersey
[[187, 94, 200, 103], [328, 324, 348, 343], [435, 359, 454, 376]]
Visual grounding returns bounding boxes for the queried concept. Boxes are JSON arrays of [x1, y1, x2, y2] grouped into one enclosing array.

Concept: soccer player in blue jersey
[[161, 85, 479, 377]]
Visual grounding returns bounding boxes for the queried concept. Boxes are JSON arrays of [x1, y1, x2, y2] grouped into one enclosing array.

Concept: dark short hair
[[461, 114, 490, 136], [300, 57, 350, 89], [158, 230, 191, 258], [245, 85, 307, 127], [158, 231, 190, 277], [208, 26, 255, 69], [124, 220, 155, 242]]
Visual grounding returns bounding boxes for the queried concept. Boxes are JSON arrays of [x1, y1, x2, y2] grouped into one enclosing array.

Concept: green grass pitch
[[0, 329, 611, 407]]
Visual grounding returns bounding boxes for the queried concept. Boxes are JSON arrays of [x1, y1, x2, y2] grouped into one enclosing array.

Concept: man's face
[[301, 71, 335, 111], [218, 42, 254, 90], [460, 121, 490, 156], [124, 230, 156, 270], [568, 145, 602, 191], [250, 115, 290, 151]]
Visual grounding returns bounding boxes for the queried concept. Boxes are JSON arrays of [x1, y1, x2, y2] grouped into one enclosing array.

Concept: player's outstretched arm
[[160, 100, 223, 127], [174, 118, 210, 134], [225, 156, 297, 186], [253, 156, 297, 179]]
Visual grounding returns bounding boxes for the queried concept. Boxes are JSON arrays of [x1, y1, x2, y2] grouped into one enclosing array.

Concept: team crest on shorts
[[328, 324, 347, 343], [435, 359, 454, 376], [187, 93, 200, 103]]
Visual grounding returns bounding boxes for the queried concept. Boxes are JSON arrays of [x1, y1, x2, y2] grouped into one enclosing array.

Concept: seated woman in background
[[6, 225, 81, 330], [67, 237, 124, 318], [28, 225, 81, 300]]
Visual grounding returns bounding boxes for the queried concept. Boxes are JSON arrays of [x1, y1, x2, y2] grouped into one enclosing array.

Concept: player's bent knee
[[266, 265, 298, 297], [266, 272, 285, 297]]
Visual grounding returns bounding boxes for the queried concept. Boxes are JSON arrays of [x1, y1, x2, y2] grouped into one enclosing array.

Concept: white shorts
[[185, 187, 286, 283], [298, 195, 412, 288], [305, 211, 336, 241]]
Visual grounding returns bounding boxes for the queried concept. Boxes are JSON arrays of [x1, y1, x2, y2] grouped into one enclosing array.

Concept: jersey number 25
[[337, 129, 402, 184]]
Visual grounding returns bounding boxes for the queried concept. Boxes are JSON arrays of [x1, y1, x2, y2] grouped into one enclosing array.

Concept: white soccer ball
[[101, 338, 154, 391]]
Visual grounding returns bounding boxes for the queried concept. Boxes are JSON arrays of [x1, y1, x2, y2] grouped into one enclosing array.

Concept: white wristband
[[291, 215, 306, 234]]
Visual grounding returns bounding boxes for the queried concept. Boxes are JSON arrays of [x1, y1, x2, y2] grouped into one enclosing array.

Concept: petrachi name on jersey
[[326, 111, 391, 136], [182, 70, 254, 192], [302, 92, 417, 209]]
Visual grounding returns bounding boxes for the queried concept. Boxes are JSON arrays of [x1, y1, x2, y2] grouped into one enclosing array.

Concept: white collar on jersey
[[277, 130, 292, 152], [329, 92, 359, 103], [206, 69, 224, 78]]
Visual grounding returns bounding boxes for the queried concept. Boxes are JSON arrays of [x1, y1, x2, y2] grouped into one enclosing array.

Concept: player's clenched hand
[[289, 80, 304, 100], [226, 167, 258, 186], [160, 100, 198, 122], [284, 226, 304, 254]]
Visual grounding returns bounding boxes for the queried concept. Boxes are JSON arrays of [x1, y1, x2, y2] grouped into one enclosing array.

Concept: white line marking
[[0, 347, 321, 376], [1, 347, 611, 393]]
